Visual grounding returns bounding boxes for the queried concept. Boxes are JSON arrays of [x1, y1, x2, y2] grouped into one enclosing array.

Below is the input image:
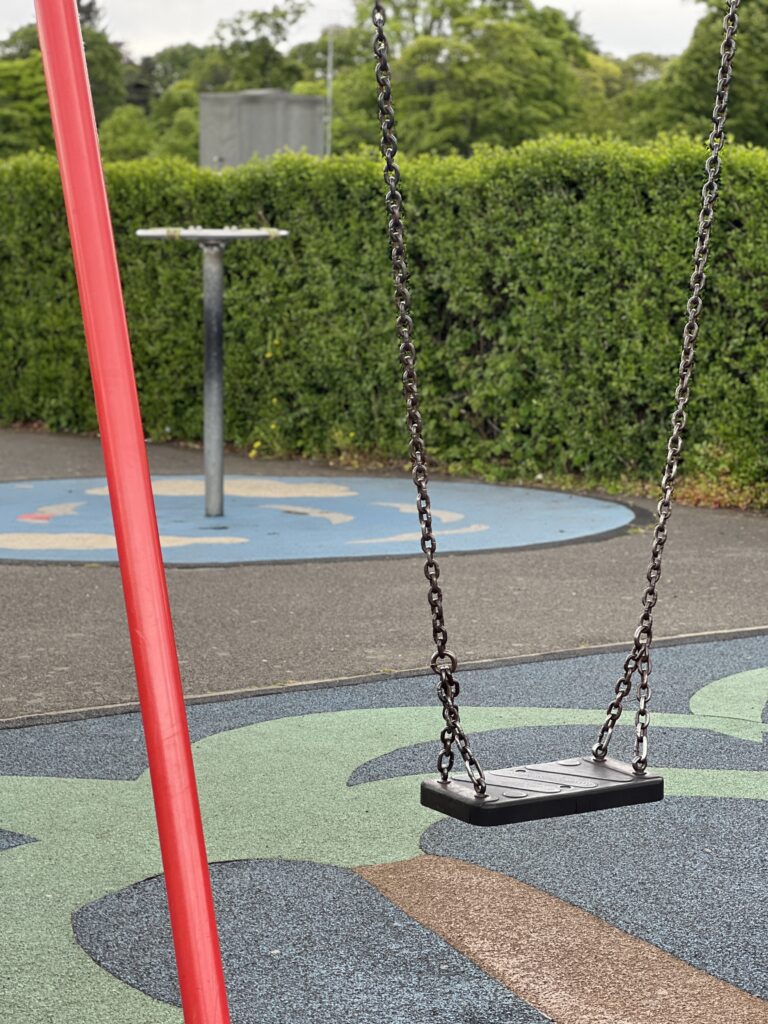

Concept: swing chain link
[[372, 2, 486, 795], [593, 0, 741, 774]]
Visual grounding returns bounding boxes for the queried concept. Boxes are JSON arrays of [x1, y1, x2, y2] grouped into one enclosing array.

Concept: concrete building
[[199, 89, 326, 168]]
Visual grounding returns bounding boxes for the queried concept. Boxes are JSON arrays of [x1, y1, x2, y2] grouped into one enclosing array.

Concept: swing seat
[[421, 756, 663, 827]]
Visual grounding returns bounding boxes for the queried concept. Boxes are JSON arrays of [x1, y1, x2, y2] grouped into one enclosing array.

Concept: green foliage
[[289, 25, 368, 80], [332, 0, 611, 155], [76, 0, 104, 30], [0, 25, 42, 59], [124, 44, 208, 110], [0, 53, 53, 158], [80, 28, 128, 121], [2, 139, 768, 501], [150, 79, 199, 130], [1, 21, 126, 127], [612, 0, 768, 146], [82, 81, 200, 164], [195, 4, 308, 92], [146, 81, 199, 161], [99, 105, 157, 162], [153, 107, 199, 162]]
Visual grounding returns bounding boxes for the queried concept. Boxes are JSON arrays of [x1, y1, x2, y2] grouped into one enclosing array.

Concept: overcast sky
[[2, 1, 706, 60]]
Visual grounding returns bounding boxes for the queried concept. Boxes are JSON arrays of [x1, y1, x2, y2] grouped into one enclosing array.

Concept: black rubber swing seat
[[421, 756, 664, 827]]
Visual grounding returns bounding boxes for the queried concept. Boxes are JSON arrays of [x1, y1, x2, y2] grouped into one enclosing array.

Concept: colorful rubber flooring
[[1, 635, 766, 1022], [0, 475, 635, 564]]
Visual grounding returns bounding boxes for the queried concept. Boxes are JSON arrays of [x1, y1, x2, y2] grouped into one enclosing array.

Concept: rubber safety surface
[[0, 635, 766, 1022]]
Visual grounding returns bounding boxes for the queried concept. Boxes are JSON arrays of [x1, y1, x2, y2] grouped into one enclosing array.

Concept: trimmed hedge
[[1, 138, 768, 496]]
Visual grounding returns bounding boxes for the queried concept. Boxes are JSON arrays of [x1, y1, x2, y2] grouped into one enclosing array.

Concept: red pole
[[34, 3, 231, 1021]]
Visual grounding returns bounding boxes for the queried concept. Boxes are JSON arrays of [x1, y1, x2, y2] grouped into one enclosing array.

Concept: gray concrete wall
[[199, 90, 325, 168]]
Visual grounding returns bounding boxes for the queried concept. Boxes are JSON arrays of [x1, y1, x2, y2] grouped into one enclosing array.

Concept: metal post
[[137, 227, 288, 519], [34, 3, 231, 1022], [202, 243, 226, 516]]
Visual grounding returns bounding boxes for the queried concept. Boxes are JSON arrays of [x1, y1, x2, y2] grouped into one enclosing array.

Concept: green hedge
[[1, 138, 768, 498]]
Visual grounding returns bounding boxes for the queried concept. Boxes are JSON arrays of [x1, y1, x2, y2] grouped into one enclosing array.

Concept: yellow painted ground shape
[[86, 479, 358, 499], [0, 533, 248, 551], [349, 522, 490, 545], [374, 501, 465, 524], [35, 502, 84, 517], [259, 504, 354, 525]]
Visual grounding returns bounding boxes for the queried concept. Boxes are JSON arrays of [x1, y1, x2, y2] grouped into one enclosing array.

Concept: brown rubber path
[[359, 855, 768, 1024]]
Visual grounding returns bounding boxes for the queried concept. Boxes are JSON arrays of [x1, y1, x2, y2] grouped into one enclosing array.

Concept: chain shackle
[[372, 2, 486, 796], [593, 0, 741, 774]]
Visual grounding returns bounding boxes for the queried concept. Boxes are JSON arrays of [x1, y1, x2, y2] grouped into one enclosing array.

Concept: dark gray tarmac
[[2, 426, 768, 721]]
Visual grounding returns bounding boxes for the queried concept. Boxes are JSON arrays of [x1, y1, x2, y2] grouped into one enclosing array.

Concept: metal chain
[[372, 2, 486, 795], [593, 0, 741, 774]]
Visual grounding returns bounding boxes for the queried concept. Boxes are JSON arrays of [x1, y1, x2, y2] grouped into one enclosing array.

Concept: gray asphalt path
[[2, 427, 768, 721]]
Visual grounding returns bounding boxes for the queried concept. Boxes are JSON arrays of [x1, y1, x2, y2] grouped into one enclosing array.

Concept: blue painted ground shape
[[0, 475, 634, 564]]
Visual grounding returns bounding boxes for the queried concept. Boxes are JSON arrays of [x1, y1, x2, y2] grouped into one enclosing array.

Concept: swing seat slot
[[420, 757, 663, 826]]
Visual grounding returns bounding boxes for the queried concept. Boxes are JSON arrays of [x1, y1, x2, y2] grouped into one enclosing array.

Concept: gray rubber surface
[[73, 860, 549, 1024], [0, 829, 34, 851], [1, 633, 765, 1020], [349, 725, 768, 785], [2, 635, 766, 781], [422, 798, 767, 998]]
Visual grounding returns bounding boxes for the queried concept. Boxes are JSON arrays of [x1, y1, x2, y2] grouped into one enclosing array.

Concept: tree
[[123, 57, 156, 111], [1, 21, 126, 123], [153, 107, 199, 161], [140, 43, 209, 94], [149, 79, 199, 161], [289, 25, 368, 80], [80, 27, 127, 121], [657, 0, 768, 146], [77, 0, 104, 30], [198, 4, 309, 91], [98, 80, 200, 163], [0, 52, 53, 157], [217, 1, 310, 48], [0, 25, 40, 59], [328, 1, 609, 155], [99, 104, 156, 160], [607, 1, 768, 146], [351, 0, 596, 52]]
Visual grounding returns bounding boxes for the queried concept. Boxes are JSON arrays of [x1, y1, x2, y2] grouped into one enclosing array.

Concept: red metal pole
[[34, 3, 231, 1021]]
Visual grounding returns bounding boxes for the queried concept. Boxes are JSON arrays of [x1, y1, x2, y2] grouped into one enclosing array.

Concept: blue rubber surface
[[0, 475, 635, 564]]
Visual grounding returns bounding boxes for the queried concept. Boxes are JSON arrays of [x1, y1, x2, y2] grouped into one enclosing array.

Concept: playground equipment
[[30, 0, 742, 1014], [34, 2, 230, 1021], [369, 0, 742, 824], [136, 226, 288, 517]]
